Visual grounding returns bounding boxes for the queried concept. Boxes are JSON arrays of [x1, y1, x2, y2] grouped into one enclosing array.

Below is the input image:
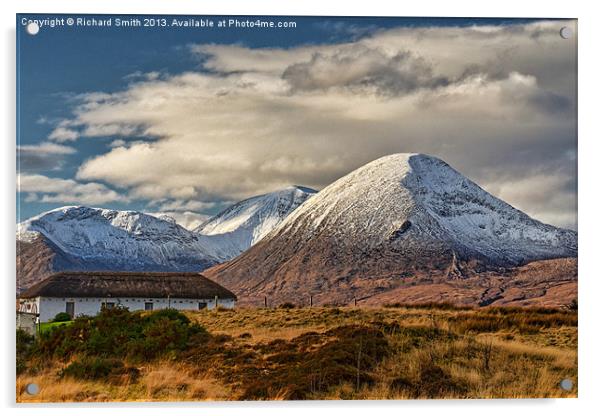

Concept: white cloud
[[109, 139, 126, 148], [157, 199, 217, 212], [48, 126, 79, 142], [18, 174, 128, 205], [45, 20, 575, 229], [146, 211, 210, 230], [18, 142, 76, 155]]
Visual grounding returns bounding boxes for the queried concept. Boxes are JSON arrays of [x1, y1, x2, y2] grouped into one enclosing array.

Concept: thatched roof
[[19, 271, 236, 300]]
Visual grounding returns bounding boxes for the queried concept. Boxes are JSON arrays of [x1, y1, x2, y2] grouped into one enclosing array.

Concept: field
[[17, 304, 577, 402]]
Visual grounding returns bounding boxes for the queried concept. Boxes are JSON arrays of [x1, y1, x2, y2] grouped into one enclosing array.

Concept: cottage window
[[145, 302, 153, 311], [198, 302, 207, 310], [101, 302, 115, 310]]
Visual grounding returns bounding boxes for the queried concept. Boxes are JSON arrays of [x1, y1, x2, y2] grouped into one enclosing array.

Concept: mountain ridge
[[195, 185, 316, 257], [16, 186, 317, 291], [204, 153, 577, 306]]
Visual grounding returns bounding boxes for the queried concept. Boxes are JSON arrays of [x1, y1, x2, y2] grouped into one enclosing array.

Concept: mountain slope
[[204, 153, 577, 306], [17, 206, 224, 291], [195, 186, 316, 258]]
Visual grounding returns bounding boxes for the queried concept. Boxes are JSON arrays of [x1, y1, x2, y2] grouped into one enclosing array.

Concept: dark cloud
[[17, 142, 75, 172], [527, 90, 572, 114], [282, 45, 449, 95]]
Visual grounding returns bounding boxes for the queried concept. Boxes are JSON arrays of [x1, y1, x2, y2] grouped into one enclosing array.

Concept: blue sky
[[16, 15, 577, 230]]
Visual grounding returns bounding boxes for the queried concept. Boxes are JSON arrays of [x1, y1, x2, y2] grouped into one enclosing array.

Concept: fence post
[[310, 295, 313, 308], [264, 296, 267, 308]]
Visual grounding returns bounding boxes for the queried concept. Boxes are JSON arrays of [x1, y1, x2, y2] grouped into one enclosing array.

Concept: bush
[[384, 302, 473, 311], [146, 308, 190, 325], [53, 312, 72, 322], [278, 302, 296, 309], [449, 308, 577, 334], [240, 325, 390, 400], [35, 307, 208, 362], [16, 329, 35, 375], [60, 356, 140, 384], [414, 362, 468, 398]]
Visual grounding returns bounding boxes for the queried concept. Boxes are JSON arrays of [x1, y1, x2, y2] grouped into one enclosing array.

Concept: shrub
[[384, 302, 473, 311], [146, 308, 190, 325], [239, 325, 390, 400], [278, 302, 296, 309], [53, 312, 72, 322], [414, 362, 468, 398], [60, 356, 140, 384], [16, 329, 35, 375], [34, 307, 208, 362], [449, 308, 577, 334]]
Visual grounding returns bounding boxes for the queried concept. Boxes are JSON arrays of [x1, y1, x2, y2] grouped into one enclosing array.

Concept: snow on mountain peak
[[271, 153, 577, 265], [195, 186, 317, 255], [17, 206, 221, 271], [16, 185, 318, 280]]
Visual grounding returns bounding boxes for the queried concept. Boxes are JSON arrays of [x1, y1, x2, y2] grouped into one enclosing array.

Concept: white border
[[2, 1, 600, 415]]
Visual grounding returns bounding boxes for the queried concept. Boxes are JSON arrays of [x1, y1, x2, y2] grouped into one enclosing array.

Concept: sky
[[17, 15, 577, 230]]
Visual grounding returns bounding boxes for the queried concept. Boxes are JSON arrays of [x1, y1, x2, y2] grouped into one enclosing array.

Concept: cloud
[[18, 173, 128, 205], [282, 44, 448, 95], [481, 172, 577, 230], [17, 142, 76, 172], [47, 20, 576, 229], [109, 139, 126, 147], [48, 125, 79, 142], [146, 211, 210, 230], [157, 199, 217, 212]]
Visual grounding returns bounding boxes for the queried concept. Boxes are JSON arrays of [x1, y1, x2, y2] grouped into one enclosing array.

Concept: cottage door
[[65, 301, 75, 318]]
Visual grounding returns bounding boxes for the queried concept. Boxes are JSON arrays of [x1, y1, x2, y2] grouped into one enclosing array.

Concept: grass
[[39, 321, 72, 334], [17, 305, 577, 402]]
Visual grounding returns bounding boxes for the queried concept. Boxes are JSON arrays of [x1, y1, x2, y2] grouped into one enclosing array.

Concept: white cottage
[[18, 271, 237, 322]]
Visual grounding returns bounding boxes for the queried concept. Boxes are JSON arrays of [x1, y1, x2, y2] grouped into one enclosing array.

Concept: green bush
[[53, 312, 72, 322], [34, 307, 208, 363]]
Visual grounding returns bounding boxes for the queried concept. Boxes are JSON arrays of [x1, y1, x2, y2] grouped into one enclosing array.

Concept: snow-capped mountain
[[205, 153, 577, 306], [16, 207, 226, 291], [16, 187, 316, 291], [195, 186, 316, 258]]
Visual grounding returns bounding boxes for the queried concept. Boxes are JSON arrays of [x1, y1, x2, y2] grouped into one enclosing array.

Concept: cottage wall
[[16, 312, 38, 336], [34, 296, 235, 322]]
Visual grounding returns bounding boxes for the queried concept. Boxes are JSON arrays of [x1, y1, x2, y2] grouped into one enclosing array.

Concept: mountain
[[204, 153, 577, 307], [16, 207, 224, 292], [195, 185, 316, 258], [16, 186, 316, 292]]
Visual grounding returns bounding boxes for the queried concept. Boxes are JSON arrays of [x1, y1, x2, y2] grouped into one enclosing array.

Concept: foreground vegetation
[[17, 304, 577, 402]]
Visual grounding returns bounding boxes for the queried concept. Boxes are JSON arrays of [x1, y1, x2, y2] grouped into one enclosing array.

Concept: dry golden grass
[[17, 305, 577, 402], [17, 362, 231, 403]]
